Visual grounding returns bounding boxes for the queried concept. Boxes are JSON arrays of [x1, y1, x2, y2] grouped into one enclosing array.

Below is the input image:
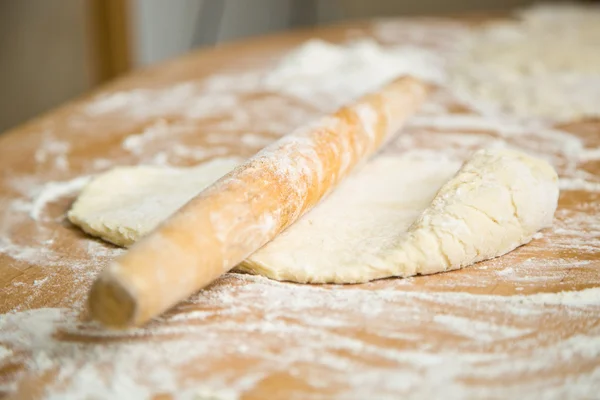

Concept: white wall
[[131, 0, 299, 67], [340, 0, 545, 16], [131, 0, 205, 67], [216, 0, 293, 43]]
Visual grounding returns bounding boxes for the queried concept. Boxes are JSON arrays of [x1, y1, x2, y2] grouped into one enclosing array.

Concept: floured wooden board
[[1, 4, 599, 399]]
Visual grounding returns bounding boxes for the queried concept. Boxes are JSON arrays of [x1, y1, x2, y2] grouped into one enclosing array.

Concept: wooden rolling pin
[[88, 75, 431, 328]]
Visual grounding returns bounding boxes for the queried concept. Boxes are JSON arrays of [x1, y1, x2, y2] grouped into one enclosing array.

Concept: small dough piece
[[68, 149, 558, 283], [68, 158, 241, 247]]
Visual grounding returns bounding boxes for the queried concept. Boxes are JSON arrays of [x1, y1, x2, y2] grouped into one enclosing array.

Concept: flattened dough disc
[[68, 149, 558, 283]]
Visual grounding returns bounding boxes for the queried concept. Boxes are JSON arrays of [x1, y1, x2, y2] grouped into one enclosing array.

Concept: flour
[[171, 144, 231, 162], [121, 120, 173, 155], [26, 176, 92, 221], [84, 40, 444, 128], [262, 39, 445, 110], [447, 3, 600, 121], [559, 177, 600, 192], [32, 277, 48, 287], [0, 345, 12, 362], [1, 276, 599, 399], [1, 3, 600, 399], [34, 133, 71, 172], [86, 83, 203, 118], [239, 133, 275, 148], [579, 147, 600, 162]]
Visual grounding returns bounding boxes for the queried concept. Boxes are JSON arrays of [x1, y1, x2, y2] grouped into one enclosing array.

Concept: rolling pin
[[88, 75, 431, 328]]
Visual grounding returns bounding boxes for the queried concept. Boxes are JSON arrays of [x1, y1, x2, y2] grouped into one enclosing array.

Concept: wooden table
[[1, 12, 599, 399]]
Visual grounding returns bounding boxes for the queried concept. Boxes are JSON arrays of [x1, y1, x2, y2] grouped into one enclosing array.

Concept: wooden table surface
[[1, 11, 599, 399]]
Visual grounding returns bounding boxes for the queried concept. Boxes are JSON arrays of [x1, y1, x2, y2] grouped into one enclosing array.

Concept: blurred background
[[0, 0, 586, 132]]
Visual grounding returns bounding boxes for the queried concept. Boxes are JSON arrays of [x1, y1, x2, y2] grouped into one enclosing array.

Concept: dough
[[68, 158, 242, 247], [68, 149, 558, 283]]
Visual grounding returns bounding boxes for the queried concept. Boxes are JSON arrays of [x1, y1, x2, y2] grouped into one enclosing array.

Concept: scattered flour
[[448, 3, 600, 121], [261, 39, 445, 110], [121, 120, 173, 156], [26, 176, 92, 221], [559, 178, 600, 192], [1, 275, 599, 399], [34, 133, 71, 172]]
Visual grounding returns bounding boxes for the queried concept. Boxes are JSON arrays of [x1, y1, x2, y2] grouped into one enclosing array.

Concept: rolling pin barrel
[[88, 76, 431, 328]]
